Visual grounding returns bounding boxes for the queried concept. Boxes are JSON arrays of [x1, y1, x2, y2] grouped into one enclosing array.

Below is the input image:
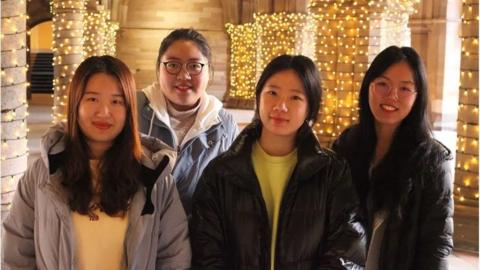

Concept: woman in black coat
[[190, 55, 366, 269], [332, 46, 453, 270]]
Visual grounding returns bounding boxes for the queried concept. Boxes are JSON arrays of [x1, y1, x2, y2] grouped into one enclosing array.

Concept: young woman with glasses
[[3, 56, 191, 269], [190, 55, 366, 269], [332, 46, 453, 269], [137, 28, 238, 214]]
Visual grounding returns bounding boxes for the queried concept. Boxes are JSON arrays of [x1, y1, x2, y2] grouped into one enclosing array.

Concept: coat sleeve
[[190, 163, 227, 269], [413, 157, 454, 269], [221, 111, 239, 151], [155, 174, 192, 270], [317, 158, 366, 270], [2, 159, 42, 269]]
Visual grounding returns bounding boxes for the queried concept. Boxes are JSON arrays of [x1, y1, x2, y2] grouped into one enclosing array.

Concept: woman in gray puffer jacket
[[3, 56, 191, 270]]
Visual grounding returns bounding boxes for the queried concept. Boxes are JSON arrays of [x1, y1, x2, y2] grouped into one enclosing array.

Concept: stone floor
[[25, 105, 479, 269]]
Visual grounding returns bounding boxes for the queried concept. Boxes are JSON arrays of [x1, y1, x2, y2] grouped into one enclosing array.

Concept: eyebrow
[[164, 57, 203, 62], [378, 75, 415, 84], [84, 90, 124, 97], [265, 84, 305, 94]]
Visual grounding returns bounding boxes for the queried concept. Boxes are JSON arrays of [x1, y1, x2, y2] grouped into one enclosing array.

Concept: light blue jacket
[[2, 124, 191, 270], [137, 87, 238, 214]]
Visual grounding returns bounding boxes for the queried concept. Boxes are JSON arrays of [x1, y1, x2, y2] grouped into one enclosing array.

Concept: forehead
[[84, 73, 122, 94], [162, 40, 207, 61], [380, 61, 415, 82], [263, 69, 305, 93]]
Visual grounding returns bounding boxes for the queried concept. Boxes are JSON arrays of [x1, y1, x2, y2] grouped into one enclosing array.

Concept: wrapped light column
[[225, 23, 257, 108], [254, 12, 317, 77], [51, 0, 85, 123], [453, 0, 479, 251], [1, 0, 28, 217], [84, 6, 119, 58], [309, 0, 416, 146], [224, 12, 317, 109], [309, 0, 369, 145], [366, 0, 416, 61]]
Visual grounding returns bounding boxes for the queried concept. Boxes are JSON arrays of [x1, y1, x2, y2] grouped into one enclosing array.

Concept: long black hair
[[62, 56, 142, 216], [345, 46, 431, 217]]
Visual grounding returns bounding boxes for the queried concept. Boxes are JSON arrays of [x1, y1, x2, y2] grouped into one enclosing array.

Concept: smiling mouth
[[270, 116, 288, 123], [380, 104, 398, 111], [92, 122, 112, 130], [175, 85, 192, 92]]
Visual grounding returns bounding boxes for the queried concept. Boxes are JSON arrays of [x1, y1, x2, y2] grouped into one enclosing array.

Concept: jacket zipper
[[273, 170, 299, 269]]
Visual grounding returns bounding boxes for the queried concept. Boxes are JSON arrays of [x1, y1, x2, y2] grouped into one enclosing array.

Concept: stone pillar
[[254, 12, 316, 78], [224, 12, 316, 109], [409, 0, 462, 130], [309, 0, 369, 145], [309, 0, 415, 146], [224, 23, 257, 108], [51, 0, 85, 123], [84, 5, 119, 57], [1, 0, 28, 218], [453, 0, 479, 252]]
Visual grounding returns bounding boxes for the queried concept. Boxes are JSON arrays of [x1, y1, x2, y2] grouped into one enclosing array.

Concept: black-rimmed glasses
[[162, 61, 206, 75]]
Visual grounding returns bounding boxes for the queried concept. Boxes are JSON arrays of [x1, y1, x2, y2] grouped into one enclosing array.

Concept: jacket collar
[[220, 121, 330, 193], [142, 83, 223, 147], [42, 124, 175, 216]]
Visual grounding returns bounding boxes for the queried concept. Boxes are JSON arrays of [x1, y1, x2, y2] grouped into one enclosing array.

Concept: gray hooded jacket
[[138, 85, 238, 214], [2, 124, 191, 270]]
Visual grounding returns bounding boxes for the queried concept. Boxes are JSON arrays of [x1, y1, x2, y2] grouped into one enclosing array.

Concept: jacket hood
[[142, 82, 223, 147]]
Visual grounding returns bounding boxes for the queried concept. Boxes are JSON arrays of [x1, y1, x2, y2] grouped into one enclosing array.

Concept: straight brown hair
[[63, 55, 142, 216]]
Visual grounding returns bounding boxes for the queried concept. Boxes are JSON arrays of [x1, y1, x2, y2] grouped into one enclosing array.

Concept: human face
[[368, 61, 417, 131], [158, 40, 209, 111], [78, 73, 126, 158], [259, 69, 308, 141]]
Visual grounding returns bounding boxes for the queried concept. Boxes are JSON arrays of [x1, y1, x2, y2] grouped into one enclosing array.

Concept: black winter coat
[[332, 125, 454, 270], [190, 122, 366, 270]]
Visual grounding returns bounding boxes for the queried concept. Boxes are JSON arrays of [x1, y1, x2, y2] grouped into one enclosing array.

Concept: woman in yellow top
[[190, 54, 366, 269], [3, 56, 191, 269]]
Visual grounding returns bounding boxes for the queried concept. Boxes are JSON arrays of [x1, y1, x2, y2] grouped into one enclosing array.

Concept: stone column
[[309, 0, 370, 145], [51, 0, 85, 123], [1, 0, 28, 218], [453, 0, 479, 252], [224, 12, 316, 109], [409, 0, 462, 130], [309, 0, 415, 146], [254, 12, 316, 78], [224, 23, 257, 108], [84, 5, 119, 57]]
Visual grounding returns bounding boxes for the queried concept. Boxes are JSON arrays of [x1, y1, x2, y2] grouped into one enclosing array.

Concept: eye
[[265, 90, 277, 96], [374, 81, 390, 92], [84, 96, 97, 102], [400, 86, 414, 92], [291, 95, 304, 101], [187, 62, 203, 71], [165, 62, 180, 69], [112, 98, 125, 105]]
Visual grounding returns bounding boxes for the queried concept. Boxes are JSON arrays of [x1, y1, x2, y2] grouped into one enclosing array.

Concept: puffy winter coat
[[191, 122, 366, 270], [332, 125, 454, 270], [3, 124, 191, 270]]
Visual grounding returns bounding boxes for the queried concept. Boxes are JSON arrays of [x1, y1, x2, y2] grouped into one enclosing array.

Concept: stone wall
[[115, 0, 228, 99]]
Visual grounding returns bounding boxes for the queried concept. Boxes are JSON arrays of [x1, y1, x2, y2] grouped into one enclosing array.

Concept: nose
[[97, 101, 111, 117], [273, 100, 288, 112], [386, 86, 399, 100], [176, 65, 192, 80]]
